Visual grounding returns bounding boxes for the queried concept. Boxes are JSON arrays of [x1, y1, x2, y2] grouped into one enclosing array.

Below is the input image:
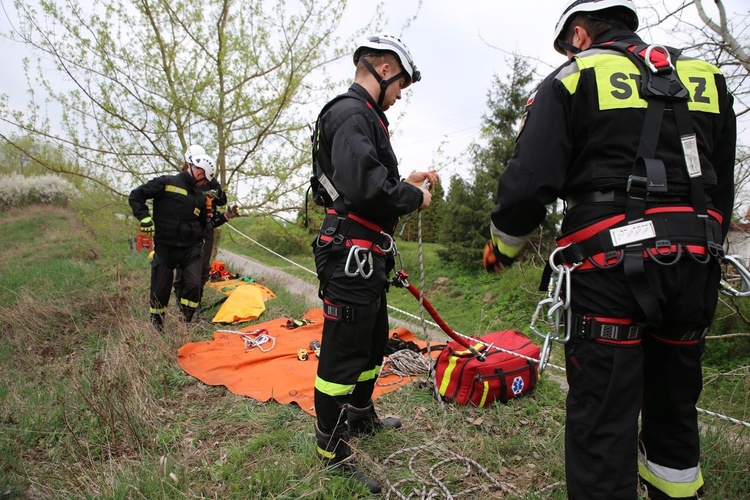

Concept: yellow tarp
[[212, 284, 267, 324]]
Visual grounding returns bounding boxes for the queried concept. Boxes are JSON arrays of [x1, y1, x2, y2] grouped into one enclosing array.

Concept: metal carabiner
[[548, 243, 583, 274], [721, 254, 750, 297], [378, 231, 395, 254], [344, 246, 374, 279]]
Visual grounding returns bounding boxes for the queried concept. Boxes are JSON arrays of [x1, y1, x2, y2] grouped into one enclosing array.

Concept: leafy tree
[[439, 55, 540, 268], [396, 180, 446, 243], [0, 0, 356, 214]]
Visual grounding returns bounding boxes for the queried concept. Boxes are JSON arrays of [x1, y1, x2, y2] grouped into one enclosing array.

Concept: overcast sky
[[326, 0, 749, 182], [1, 0, 747, 185]]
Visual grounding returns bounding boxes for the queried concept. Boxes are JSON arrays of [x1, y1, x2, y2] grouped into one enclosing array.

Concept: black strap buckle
[[571, 315, 643, 341], [323, 300, 357, 323]]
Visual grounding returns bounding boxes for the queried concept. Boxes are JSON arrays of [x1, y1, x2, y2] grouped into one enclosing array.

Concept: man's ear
[[573, 25, 592, 50], [378, 62, 391, 79]]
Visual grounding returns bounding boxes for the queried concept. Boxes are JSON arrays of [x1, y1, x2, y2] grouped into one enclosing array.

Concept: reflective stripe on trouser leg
[[638, 334, 704, 498], [314, 296, 386, 432], [178, 245, 203, 312], [150, 249, 177, 315]]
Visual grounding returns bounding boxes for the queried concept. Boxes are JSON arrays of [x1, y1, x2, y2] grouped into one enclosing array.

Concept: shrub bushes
[[0, 174, 79, 210]]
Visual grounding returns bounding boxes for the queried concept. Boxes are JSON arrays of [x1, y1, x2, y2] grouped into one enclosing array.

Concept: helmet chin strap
[[359, 56, 408, 108], [557, 40, 582, 55]]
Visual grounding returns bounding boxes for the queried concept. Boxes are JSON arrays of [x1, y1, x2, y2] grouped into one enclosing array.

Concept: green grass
[[0, 205, 748, 499]]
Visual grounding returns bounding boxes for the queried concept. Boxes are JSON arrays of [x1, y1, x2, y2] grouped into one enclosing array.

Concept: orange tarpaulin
[[178, 308, 427, 416]]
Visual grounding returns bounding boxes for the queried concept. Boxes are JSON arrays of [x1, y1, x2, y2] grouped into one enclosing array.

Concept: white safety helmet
[[553, 0, 638, 54], [184, 144, 206, 164], [353, 33, 421, 84], [189, 153, 216, 181]]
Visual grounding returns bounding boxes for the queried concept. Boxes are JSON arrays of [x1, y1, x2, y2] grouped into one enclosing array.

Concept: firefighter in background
[[310, 33, 438, 493], [129, 152, 237, 330], [484, 0, 736, 498], [173, 144, 234, 306]]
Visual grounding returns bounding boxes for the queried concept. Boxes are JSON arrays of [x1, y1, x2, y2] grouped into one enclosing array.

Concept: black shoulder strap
[[592, 41, 710, 325], [311, 93, 368, 215]]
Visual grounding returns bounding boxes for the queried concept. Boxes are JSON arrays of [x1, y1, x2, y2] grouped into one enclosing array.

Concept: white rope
[[222, 222, 750, 431], [387, 349, 433, 377], [696, 407, 750, 428]]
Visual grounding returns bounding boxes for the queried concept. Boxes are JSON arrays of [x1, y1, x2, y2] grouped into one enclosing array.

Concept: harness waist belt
[[320, 211, 391, 249], [565, 191, 697, 210]]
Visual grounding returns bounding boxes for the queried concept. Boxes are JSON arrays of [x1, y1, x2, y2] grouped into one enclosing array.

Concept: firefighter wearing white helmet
[[174, 146, 233, 309], [485, 0, 736, 498], [308, 32, 438, 494], [129, 147, 235, 330], [352, 32, 421, 108]]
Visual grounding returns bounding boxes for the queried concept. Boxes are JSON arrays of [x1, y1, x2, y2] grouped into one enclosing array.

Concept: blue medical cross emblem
[[511, 376, 524, 394]]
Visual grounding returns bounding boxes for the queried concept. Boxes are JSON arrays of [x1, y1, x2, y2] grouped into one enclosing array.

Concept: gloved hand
[[483, 240, 513, 273], [140, 217, 154, 236], [226, 204, 240, 219], [211, 205, 240, 228], [205, 189, 219, 199]]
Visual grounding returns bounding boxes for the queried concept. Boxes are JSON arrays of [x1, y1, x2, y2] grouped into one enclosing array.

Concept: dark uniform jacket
[[490, 31, 736, 255], [312, 83, 423, 233], [129, 170, 208, 247]]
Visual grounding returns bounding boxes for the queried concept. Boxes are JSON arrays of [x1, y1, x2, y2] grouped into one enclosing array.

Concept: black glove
[[140, 217, 154, 236]]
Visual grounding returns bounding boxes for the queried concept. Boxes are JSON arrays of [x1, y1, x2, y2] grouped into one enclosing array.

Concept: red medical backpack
[[434, 330, 540, 407]]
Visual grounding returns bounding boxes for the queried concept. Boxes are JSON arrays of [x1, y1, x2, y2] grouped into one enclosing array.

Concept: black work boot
[[150, 313, 165, 332], [314, 423, 381, 494], [180, 306, 196, 323], [347, 400, 402, 437]]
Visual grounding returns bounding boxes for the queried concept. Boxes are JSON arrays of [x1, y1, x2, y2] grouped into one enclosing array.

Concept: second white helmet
[[189, 154, 216, 181]]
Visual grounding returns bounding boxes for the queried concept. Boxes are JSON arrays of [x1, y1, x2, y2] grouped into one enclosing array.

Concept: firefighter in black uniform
[[130, 153, 235, 330], [310, 33, 439, 493], [173, 144, 234, 306], [484, 1, 736, 498]]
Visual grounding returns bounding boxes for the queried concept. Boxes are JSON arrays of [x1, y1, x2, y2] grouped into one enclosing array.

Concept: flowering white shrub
[[0, 174, 79, 210]]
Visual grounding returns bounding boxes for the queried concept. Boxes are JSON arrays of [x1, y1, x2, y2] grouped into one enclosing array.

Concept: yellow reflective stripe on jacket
[[638, 455, 704, 497], [490, 221, 529, 259], [165, 185, 188, 196], [314, 375, 355, 397]]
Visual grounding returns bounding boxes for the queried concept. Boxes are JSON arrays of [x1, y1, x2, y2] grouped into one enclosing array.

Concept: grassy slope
[[0, 206, 747, 499]]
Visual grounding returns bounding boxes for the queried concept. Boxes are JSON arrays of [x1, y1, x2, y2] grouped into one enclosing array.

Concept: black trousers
[[312, 240, 390, 434], [564, 257, 718, 499], [175, 226, 214, 302], [150, 243, 203, 320]]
